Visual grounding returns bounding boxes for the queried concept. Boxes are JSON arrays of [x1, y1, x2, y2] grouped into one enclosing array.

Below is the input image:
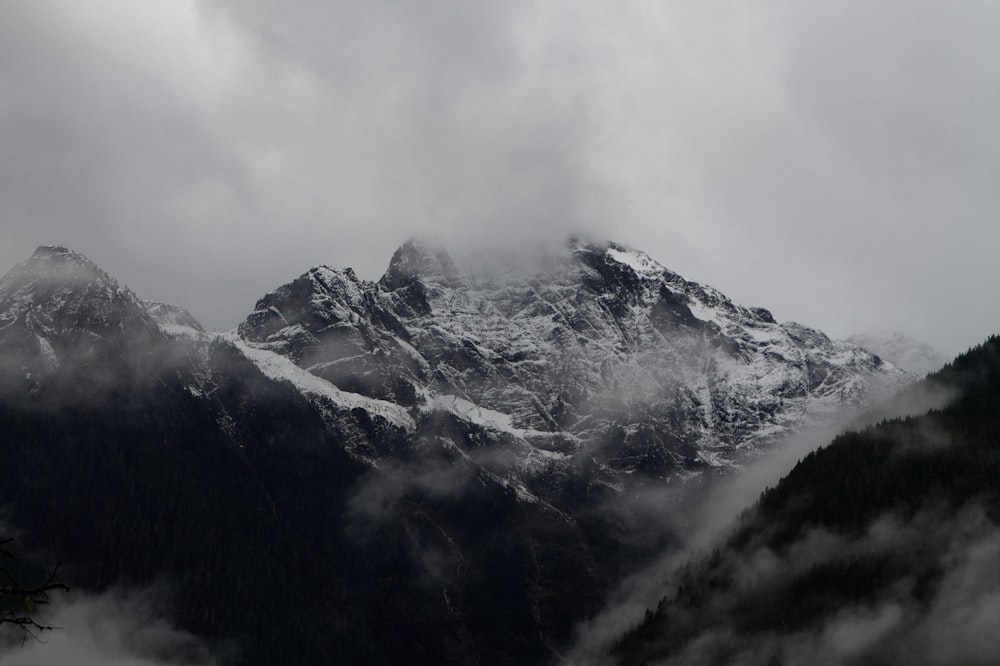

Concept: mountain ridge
[[237, 237, 909, 480], [0, 238, 915, 664]]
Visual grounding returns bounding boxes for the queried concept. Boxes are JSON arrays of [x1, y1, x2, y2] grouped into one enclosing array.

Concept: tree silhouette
[[1, 538, 68, 640]]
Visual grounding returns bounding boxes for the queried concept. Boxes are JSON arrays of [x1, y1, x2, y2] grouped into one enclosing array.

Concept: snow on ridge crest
[[226, 334, 416, 432], [604, 243, 668, 280]]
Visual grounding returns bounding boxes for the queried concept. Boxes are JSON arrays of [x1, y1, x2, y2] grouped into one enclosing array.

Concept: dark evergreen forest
[[614, 336, 1000, 664]]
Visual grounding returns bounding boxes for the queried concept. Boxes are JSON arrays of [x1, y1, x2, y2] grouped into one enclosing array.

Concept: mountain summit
[[240, 238, 908, 479], [0, 245, 160, 394], [381, 237, 464, 289], [0, 245, 149, 326]]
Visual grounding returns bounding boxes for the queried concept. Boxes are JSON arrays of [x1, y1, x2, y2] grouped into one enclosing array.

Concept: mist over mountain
[[610, 336, 1000, 665], [847, 331, 946, 376], [0, 240, 914, 663], [238, 237, 908, 474]]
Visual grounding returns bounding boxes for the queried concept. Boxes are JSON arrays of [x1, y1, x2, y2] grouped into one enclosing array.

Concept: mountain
[[612, 336, 1000, 665], [0, 245, 162, 398], [0, 241, 911, 664], [847, 330, 946, 375], [1, 246, 605, 664], [238, 238, 908, 480]]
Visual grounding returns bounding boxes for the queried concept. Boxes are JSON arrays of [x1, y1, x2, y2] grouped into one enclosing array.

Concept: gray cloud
[[346, 454, 476, 522], [0, 586, 219, 666], [2, 1, 998, 356], [565, 501, 1000, 665]]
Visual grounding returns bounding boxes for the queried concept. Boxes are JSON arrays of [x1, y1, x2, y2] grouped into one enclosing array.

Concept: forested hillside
[[614, 335, 1000, 665]]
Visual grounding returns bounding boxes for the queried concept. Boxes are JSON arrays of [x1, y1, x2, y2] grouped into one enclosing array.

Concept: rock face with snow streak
[[144, 300, 205, 336], [240, 238, 909, 480]]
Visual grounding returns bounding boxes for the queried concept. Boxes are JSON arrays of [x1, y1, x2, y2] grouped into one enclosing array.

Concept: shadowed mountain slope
[[613, 336, 1000, 665]]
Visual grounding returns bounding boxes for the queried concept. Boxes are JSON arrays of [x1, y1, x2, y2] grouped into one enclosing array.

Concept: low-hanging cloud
[[563, 421, 853, 664], [563, 376, 958, 663], [649, 505, 1000, 666], [2, 1, 999, 356], [0, 586, 220, 666]]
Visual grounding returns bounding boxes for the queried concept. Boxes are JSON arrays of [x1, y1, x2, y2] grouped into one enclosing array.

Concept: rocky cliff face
[[0, 240, 912, 664], [238, 238, 908, 484]]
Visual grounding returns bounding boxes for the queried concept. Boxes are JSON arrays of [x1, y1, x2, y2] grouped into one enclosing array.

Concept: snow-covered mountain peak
[[0, 246, 149, 329], [5, 245, 113, 293], [238, 237, 912, 480], [0, 247, 163, 392], [31, 244, 94, 263], [381, 238, 463, 290], [600, 241, 671, 281], [0, 241, 912, 486]]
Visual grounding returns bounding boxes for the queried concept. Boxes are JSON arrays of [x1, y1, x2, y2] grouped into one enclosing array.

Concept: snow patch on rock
[[225, 334, 415, 432]]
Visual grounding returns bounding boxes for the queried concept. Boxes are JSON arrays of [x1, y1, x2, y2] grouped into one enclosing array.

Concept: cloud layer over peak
[[2, 1, 998, 356]]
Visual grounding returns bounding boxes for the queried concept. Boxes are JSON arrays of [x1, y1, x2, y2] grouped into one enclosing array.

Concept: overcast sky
[[2, 0, 998, 357]]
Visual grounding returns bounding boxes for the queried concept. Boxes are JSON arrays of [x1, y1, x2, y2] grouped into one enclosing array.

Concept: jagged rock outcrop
[[240, 238, 909, 483]]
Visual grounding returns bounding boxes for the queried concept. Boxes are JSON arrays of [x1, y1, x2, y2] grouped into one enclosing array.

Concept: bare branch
[[0, 538, 69, 640]]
